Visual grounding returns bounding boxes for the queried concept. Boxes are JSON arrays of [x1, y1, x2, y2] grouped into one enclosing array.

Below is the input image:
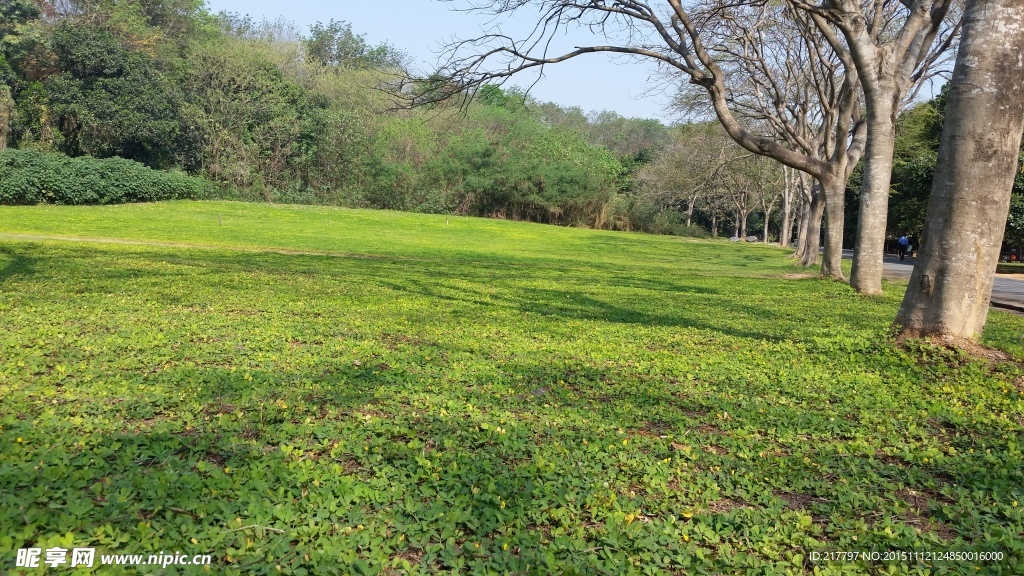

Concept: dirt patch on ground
[[775, 491, 830, 526], [777, 491, 830, 511], [783, 273, 816, 280], [631, 420, 674, 438], [383, 549, 424, 574], [706, 499, 748, 513], [874, 452, 907, 467], [896, 489, 957, 541], [696, 423, 726, 435], [204, 403, 236, 415], [897, 332, 1014, 363]]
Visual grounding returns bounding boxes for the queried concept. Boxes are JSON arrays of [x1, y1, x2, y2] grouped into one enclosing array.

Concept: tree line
[[1, 0, 956, 244], [0, 0, 679, 230]]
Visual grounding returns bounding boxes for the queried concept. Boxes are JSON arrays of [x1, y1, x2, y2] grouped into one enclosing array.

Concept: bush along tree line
[[1, 0, 981, 249], [0, 149, 214, 204], [0, 0, 656, 229], [0, 0, 850, 240]]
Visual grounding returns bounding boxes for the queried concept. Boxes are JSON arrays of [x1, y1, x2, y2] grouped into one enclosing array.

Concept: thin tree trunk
[[801, 182, 825, 267], [779, 198, 791, 246], [789, 191, 802, 252], [0, 86, 11, 150], [779, 169, 793, 248], [849, 97, 896, 295], [763, 204, 772, 244], [895, 0, 1024, 341], [794, 203, 808, 258], [794, 179, 810, 259], [712, 212, 718, 238], [687, 197, 695, 228], [820, 177, 846, 280]]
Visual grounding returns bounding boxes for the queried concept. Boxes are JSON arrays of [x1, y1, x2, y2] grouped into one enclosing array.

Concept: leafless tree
[[789, 0, 962, 294], [778, 165, 799, 247], [404, 0, 868, 277], [726, 162, 756, 238], [636, 123, 736, 227], [681, 0, 867, 271], [791, 170, 815, 255], [895, 0, 1024, 342], [755, 160, 785, 244], [704, 179, 731, 237], [722, 152, 782, 240]]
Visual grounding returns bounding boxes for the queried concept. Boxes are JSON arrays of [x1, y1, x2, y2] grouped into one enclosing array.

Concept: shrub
[[0, 149, 215, 205]]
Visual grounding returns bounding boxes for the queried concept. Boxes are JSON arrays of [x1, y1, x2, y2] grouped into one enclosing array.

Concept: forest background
[[2, 0, 1022, 250]]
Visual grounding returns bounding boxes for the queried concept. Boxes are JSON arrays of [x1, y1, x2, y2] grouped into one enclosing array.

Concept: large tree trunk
[[801, 182, 825, 267], [740, 211, 748, 238], [849, 94, 897, 295], [895, 0, 1024, 341], [820, 177, 846, 279]]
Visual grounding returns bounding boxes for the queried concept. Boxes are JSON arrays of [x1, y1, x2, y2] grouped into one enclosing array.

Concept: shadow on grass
[[6, 359, 1022, 574], [0, 248, 36, 286]]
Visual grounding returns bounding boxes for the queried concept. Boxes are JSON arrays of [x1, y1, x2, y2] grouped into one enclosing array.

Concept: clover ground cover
[[1, 201, 1023, 575]]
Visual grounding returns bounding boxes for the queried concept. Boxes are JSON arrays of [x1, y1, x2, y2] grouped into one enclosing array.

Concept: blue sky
[[202, 0, 676, 120]]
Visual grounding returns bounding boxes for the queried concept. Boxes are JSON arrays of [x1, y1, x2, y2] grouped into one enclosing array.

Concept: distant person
[[897, 234, 909, 261]]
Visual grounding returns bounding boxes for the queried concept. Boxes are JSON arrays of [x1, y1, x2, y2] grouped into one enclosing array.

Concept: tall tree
[[894, 0, 1024, 341], [689, 1, 867, 271], [778, 165, 799, 247], [794, 0, 961, 294]]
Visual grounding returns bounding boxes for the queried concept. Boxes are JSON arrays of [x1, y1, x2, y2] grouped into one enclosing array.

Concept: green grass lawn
[[1, 201, 1022, 575]]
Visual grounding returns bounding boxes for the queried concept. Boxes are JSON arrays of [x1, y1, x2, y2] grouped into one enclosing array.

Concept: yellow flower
[[622, 439, 628, 445], [16, 438, 22, 443], [500, 500, 506, 508]]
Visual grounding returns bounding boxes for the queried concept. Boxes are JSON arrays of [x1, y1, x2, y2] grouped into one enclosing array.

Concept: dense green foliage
[[0, 149, 213, 204], [881, 87, 1024, 253], [0, 1, 679, 231], [1, 202, 1023, 574]]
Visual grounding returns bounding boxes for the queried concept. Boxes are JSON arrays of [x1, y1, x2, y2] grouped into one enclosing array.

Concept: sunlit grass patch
[[1, 202, 1022, 575]]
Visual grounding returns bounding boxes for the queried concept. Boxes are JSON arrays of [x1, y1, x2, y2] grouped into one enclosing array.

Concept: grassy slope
[[1, 201, 1022, 575]]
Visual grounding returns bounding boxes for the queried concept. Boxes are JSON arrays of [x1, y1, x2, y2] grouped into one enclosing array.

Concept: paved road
[[841, 250, 1024, 310]]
